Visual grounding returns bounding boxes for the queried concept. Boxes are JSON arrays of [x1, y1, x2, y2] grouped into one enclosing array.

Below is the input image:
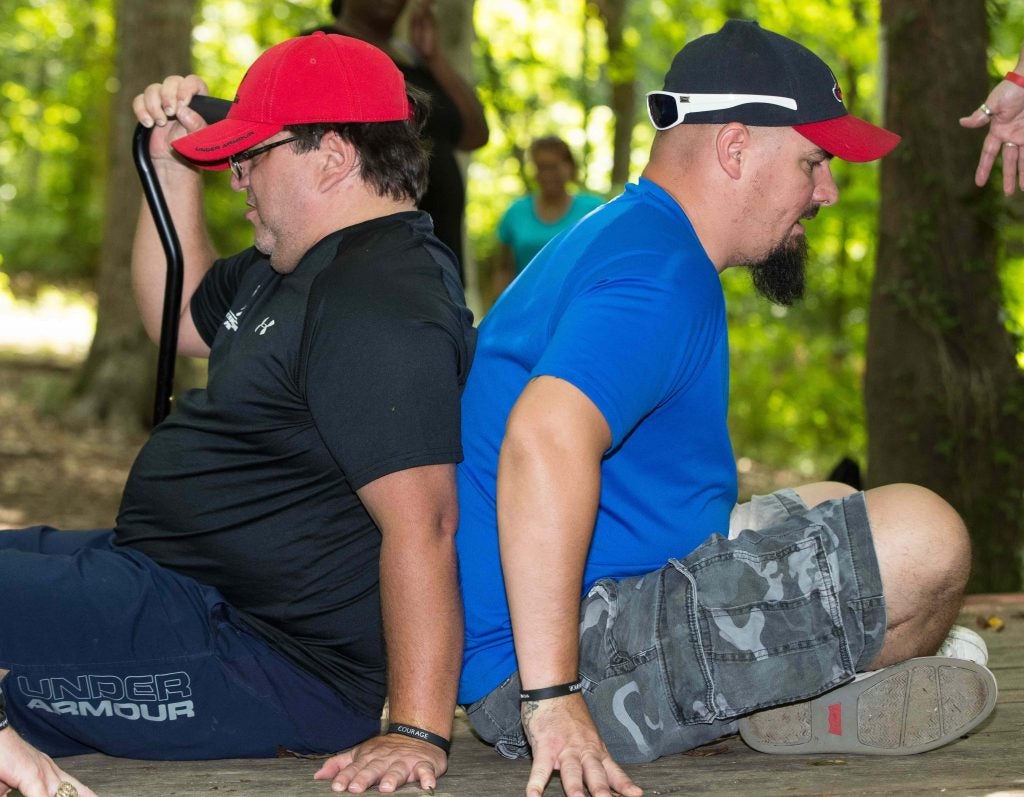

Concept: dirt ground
[[0, 355, 146, 530], [0, 351, 808, 532]]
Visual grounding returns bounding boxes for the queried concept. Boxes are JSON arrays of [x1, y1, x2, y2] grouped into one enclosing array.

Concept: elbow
[[141, 318, 163, 346], [436, 503, 460, 545], [424, 499, 459, 544], [414, 494, 462, 548], [458, 121, 490, 152], [500, 411, 575, 479]]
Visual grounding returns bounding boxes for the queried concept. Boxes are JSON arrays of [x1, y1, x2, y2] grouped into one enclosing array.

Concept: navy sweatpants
[[0, 527, 379, 759]]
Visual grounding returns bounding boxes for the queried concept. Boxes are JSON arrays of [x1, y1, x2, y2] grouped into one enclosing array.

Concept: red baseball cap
[[173, 32, 412, 169]]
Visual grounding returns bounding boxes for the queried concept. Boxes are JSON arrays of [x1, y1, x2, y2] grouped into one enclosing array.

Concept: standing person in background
[[960, 40, 1024, 194], [309, 0, 489, 282], [491, 136, 604, 299]]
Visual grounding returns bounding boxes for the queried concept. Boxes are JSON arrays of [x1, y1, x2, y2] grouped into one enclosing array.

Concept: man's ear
[[716, 123, 750, 180], [317, 131, 359, 191]]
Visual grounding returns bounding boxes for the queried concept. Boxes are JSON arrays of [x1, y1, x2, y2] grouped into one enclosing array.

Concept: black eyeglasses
[[228, 136, 299, 180]]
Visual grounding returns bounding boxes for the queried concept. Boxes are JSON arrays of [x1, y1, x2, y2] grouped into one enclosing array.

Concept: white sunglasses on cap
[[646, 91, 798, 130]]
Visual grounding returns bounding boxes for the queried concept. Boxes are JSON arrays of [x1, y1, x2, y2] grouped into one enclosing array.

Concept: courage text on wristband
[[519, 677, 584, 702], [386, 722, 451, 754], [1005, 71, 1024, 89]]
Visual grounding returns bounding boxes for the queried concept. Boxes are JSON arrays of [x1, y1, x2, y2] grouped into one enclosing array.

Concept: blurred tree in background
[[869, 0, 1024, 591], [469, 0, 910, 484], [0, 0, 112, 282], [0, 0, 1022, 585], [66, 0, 198, 428]]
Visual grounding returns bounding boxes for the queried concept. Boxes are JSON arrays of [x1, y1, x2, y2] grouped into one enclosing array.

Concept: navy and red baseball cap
[[173, 32, 412, 169], [648, 20, 900, 162]]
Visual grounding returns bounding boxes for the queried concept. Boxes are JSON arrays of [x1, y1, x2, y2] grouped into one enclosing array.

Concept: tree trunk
[[592, 0, 633, 189], [868, 0, 1024, 591], [67, 0, 196, 431]]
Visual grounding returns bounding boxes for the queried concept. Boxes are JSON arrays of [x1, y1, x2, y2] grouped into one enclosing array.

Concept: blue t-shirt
[[457, 178, 737, 704], [498, 193, 604, 274]]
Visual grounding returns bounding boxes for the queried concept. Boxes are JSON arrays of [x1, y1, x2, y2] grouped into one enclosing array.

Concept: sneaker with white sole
[[738, 656, 997, 755], [935, 624, 988, 665]]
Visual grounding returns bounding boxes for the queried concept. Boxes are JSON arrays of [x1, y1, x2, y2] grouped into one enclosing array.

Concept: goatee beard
[[749, 234, 808, 306]]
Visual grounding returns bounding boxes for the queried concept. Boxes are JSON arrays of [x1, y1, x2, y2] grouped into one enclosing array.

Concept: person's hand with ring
[[960, 44, 1024, 194], [0, 720, 95, 797]]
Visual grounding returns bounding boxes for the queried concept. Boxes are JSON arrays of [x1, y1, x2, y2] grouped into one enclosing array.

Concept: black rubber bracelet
[[0, 691, 8, 731], [519, 677, 584, 702], [386, 722, 451, 754]]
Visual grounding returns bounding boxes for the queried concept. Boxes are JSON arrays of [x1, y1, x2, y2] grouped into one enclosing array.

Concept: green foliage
[[3, 0, 1023, 482], [188, 0, 329, 257], [0, 0, 326, 281], [0, 0, 114, 282], [470, 0, 889, 479], [990, 0, 1024, 370], [470, 0, 615, 269]]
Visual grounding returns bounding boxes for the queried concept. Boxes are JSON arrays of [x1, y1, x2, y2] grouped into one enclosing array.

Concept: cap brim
[[794, 114, 900, 162], [171, 118, 284, 169]]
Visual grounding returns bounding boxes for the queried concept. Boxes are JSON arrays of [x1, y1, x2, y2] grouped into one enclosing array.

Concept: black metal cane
[[132, 95, 231, 427]]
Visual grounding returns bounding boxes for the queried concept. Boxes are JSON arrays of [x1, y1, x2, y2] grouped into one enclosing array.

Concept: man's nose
[[814, 163, 840, 206]]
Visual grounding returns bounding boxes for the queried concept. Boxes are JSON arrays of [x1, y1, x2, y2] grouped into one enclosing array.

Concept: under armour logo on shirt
[[223, 305, 247, 331]]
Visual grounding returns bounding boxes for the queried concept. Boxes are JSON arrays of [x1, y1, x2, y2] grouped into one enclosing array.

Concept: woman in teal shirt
[[492, 136, 603, 298]]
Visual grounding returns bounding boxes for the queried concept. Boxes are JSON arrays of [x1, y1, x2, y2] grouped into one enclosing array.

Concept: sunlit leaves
[[2, 0, 1022, 480], [467, 0, 888, 478], [0, 0, 112, 279]]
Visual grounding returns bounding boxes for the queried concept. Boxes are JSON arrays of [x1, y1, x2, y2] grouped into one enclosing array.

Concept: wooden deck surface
[[44, 595, 1024, 797]]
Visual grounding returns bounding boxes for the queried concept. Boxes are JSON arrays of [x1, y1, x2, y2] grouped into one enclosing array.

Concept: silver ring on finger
[[1004, 141, 1018, 148], [980, 102, 994, 116]]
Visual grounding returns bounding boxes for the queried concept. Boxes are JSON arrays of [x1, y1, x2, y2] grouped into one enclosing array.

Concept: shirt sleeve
[[189, 248, 267, 347], [301, 250, 472, 490], [533, 257, 725, 450]]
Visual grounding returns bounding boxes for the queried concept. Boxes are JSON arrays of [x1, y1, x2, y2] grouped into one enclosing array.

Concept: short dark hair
[[530, 135, 577, 180], [285, 86, 431, 203], [330, 0, 343, 18]]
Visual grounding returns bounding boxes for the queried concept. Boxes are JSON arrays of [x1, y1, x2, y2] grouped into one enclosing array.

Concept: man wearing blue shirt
[[455, 20, 996, 797]]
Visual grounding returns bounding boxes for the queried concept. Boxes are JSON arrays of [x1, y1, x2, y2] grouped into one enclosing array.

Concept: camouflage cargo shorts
[[464, 489, 887, 763]]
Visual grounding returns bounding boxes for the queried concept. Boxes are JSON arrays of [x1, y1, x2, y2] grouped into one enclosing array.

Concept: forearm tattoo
[[521, 700, 540, 747]]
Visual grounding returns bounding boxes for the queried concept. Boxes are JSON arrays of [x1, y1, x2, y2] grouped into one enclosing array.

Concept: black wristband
[[0, 691, 8, 731], [386, 722, 451, 754], [519, 677, 584, 702]]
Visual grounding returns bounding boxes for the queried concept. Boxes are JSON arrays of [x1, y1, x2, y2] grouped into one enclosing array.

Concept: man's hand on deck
[[314, 734, 447, 794], [520, 695, 641, 797]]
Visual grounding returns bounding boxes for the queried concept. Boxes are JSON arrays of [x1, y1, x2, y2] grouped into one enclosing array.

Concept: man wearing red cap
[[454, 20, 996, 797], [0, 33, 473, 796]]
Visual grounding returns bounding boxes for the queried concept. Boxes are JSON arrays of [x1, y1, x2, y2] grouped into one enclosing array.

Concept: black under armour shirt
[[116, 212, 475, 715]]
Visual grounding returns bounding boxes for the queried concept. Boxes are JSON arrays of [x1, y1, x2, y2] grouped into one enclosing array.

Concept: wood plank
[[31, 598, 1024, 796]]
